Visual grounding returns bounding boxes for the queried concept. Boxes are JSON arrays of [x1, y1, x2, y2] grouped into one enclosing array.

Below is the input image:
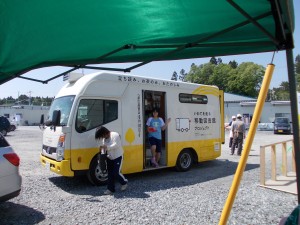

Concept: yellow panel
[[60, 140, 221, 176], [40, 154, 74, 177], [70, 144, 144, 174], [192, 86, 219, 96], [122, 145, 144, 173], [167, 139, 221, 166], [71, 147, 98, 170]]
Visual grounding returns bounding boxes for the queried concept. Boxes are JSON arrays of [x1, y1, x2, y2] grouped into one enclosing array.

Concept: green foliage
[[171, 71, 178, 81], [0, 96, 53, 106], [229, 60, 238, 69], [179, 69, 187, 82], [173, 55, 300, 100], [185, 59, 264, 97]]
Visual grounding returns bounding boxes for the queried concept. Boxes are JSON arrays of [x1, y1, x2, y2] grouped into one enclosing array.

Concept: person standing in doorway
[[146, 108, 171, 167], [95, 126, 128, 195], [231, 114, 246, 156]]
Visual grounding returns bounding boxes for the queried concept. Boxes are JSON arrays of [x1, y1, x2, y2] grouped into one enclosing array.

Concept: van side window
[[179, 93, 208, 104], [75, 99, 118, 133]]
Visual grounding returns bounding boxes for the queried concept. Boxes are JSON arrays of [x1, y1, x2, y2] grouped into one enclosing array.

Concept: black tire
[[10, 125, 16, 131], [87, 155, 108, 186], [176, 149, 193, 172], [0, 129, 7, 136]]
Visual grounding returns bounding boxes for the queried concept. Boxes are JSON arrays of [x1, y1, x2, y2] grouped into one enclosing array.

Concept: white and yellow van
[[40, 71, 224, 185]]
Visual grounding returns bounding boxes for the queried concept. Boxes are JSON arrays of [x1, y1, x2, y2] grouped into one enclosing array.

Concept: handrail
[[260, 139, 294, 186]]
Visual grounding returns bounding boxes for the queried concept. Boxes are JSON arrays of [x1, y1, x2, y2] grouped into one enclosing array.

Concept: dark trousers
[[229, 137, 238, 148], [231, 133, 244, 155], [107, 156, 127, 192]]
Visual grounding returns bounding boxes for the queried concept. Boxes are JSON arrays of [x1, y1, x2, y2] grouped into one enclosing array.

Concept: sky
[[0, 2, 299, 99]]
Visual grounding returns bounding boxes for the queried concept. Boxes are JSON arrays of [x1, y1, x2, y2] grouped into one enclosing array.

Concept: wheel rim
[[95, 164, 108, 182], [180, 152, 192, 169]]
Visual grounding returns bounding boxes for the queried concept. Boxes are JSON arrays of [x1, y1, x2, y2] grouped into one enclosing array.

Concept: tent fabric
[[0, 0, 295, 84]]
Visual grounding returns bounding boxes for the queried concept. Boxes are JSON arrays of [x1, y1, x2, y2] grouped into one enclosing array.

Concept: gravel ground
[[0, 126, 298, 225]]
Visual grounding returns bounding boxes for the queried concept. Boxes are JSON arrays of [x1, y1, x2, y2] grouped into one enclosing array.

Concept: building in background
[[0, 105, 49, 126], [224, 93, 291, 130]]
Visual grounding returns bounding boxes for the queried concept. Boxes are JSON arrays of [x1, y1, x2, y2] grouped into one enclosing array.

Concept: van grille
[[42, 145, 56, 154]]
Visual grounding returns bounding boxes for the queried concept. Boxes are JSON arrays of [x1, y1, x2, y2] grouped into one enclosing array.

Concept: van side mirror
[[52, 110, 61, 126], [40, 114, 44, 124]]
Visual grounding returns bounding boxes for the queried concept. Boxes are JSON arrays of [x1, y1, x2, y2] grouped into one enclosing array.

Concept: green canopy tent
[[0, 0, 298, 223], [0, 1, 295, 83]]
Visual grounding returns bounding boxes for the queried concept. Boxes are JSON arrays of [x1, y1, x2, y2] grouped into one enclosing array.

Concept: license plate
[[278, 130, 283, 132]]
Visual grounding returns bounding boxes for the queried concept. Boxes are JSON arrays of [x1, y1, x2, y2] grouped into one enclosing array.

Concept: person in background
[[146, 108, 171, 167], [95, 126, 128, 195], [231, 114, 246, 156], [226, 115, 237, 149]]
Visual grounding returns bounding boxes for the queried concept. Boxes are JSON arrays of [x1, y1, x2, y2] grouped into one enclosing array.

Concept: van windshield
[[48, 96, 75, 125], [275, 118, 289, 123]]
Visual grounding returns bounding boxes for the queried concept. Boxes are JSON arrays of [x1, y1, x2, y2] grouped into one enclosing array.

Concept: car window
[[0, 116, 10, 129], [0, 134, 9, 147]]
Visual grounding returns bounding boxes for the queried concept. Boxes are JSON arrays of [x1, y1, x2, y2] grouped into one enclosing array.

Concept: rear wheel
[[10, 125, 16, 131], [176, 149, 193, 172], [87, 155, 108, 186]]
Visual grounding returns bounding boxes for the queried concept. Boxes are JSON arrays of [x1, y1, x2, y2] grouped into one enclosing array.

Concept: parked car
[[273, 117, 292, 134], [0, 133, 22, 202], [0, 116, 11, 136]]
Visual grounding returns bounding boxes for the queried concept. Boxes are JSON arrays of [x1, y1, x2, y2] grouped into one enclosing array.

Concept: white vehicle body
[[40, 71, 224, 185], [0, 134, 22, 202]]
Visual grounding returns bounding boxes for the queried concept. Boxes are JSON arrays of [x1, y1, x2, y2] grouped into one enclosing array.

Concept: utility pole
[[27, 91, 32, 105]]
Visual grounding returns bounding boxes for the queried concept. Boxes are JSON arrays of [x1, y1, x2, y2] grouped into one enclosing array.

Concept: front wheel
[[176, 149, 193, 172], [87, 155, 108, 186]]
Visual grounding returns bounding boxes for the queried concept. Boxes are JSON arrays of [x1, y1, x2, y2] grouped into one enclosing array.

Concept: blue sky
[[0, 2, 299, 99]]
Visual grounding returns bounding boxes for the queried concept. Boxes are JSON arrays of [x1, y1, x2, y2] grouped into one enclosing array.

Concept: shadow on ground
[[48, 159, 259, 199], [0, 202, 45, 225]]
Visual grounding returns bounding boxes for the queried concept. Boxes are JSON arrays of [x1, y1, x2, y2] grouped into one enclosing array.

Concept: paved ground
[[1, 126, 297, 225]]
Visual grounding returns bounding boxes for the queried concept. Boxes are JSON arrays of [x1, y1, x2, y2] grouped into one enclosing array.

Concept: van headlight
[[56, 134, 65, 161], [57, 147, 64, 161]]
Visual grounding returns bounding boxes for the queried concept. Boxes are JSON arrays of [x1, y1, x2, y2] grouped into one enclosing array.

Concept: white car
[[0, 133, 22, 202]]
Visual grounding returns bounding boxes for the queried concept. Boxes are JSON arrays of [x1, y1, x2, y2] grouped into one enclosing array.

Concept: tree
[[171, 71, 178, 81], [227, 62, 264, 97], [185, 59, 265, 97], [210, 57, 217, 65], [208, 63, 232, 90], [229, 60, 238, 69], [209, 57, 222, 65], [179, 69, 187, 82], [272, 81, 290, 100]]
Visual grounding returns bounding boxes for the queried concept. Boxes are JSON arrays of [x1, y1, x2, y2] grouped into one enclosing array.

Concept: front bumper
[[40, 154, 74, 177]]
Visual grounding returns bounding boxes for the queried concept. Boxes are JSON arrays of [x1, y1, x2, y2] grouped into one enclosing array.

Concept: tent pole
[[286, 49, 300, 203], [219, 64, 275, 225]]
